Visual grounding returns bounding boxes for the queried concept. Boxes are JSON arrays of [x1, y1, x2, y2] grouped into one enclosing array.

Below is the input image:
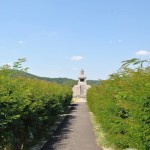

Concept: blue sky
[[0, 0, 150, 80]]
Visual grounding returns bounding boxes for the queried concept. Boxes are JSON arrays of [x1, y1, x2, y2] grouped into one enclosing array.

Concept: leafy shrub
[[87, 59, 150, 150], [0, 69, 72, 149]]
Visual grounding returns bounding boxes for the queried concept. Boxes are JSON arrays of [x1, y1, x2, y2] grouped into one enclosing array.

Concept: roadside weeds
[[89, 112, 115, 150]]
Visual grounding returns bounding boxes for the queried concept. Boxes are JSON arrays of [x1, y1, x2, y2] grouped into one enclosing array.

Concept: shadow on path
[[41, 104, 78, 150], [41, 102, 101, 150]]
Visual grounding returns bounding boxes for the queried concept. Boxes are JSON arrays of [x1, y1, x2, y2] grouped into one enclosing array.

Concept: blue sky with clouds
[[0, 0, 150, 79]]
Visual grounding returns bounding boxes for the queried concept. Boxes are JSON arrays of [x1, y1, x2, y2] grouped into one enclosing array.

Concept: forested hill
[[3, 70, 100, 86], [87, 80, 101, 86]]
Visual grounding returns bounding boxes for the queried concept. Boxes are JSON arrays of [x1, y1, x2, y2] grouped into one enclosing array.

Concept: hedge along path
[[41, 98, 101, 150], [0, 69, 72, 149]]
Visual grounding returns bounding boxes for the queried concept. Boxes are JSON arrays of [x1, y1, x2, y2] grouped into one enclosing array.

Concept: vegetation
[[0, 59, 72, 149], [87, 58, 150, 150], [87, 80, 101, 86], [3, 70, 100, 87]]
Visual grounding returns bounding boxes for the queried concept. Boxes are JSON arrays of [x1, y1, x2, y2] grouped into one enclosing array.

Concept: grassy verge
[[89, 112, 139, 150], [89, 112, 116, 150]]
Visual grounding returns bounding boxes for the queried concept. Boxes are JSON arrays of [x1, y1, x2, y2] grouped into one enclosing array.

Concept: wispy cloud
[[135, 50, 150, 55], [71, 56, 84, 61], [18, 40, 24, 44]]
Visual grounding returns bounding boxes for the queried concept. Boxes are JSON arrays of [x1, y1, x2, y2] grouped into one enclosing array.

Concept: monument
[[72, 69, 91, 98]]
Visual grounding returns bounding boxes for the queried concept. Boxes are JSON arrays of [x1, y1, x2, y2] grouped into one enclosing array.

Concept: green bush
[[87, 59, 150, 150], [0, 69, 72, 149]]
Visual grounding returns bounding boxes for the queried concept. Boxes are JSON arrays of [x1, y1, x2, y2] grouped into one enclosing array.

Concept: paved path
[[41, 99, 102, 150]]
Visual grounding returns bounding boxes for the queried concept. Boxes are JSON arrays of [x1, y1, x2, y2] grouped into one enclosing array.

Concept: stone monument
[[72, 69, 91, 98]]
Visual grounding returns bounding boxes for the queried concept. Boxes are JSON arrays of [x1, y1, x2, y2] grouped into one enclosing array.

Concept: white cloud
[[18, 40, 24, 44], [135, 50, 150, 55], [7, 62, 13, 66], [71, 56, 84, 61]]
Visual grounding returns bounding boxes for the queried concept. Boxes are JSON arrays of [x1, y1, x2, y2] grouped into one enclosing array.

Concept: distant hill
[[0, 69, 100, 86], [87, 80, 101, 86], [39, 77, 101, 86]]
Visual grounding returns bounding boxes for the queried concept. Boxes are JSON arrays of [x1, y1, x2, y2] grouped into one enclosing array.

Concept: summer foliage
[[87, 58, 150, 150], [0, 59, 72, 149]]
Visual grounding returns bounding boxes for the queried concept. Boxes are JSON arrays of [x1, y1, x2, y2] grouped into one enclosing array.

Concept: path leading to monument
[[41, 99, 101, 150]]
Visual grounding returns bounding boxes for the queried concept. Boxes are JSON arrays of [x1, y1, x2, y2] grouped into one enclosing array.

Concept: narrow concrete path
[[41, 99, 102, 150]]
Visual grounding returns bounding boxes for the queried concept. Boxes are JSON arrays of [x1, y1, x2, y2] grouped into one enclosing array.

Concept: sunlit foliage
[[87, 58, 150, 150], [0, 59, 72, 149]]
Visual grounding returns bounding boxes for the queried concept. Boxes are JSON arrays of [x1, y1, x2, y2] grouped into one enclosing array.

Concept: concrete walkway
[[41, 99, 102, 150]]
